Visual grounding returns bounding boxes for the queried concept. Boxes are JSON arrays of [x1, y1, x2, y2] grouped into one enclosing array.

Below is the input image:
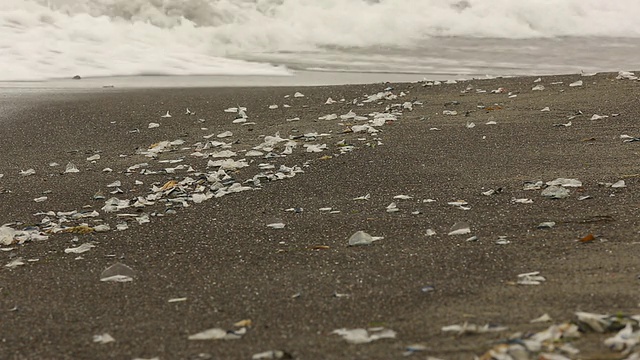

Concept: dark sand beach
[[1, 73, 640, 359]]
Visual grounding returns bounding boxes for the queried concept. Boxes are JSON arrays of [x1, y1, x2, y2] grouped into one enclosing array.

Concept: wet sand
[[1, 73, 640, 359]]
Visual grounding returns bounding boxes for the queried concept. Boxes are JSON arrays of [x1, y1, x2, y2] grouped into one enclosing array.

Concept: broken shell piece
[[353, 194, 370, 201], [591, 114, 609, 120], [537, 222, 556, 229], [541, 185, 570, 199], [33, 196, 48, 203], [546, 178, 582, 187], [100, 263, 136, 282], [148, 122, 160, 128], [495, 236, 510, 245], [530, 313, 553, 323], [512, 198, 533, 204], [426, 229, 437, 237], [393, 195, 413, 200], [93, 333, 115, 344], [5, 257, 25, 269], [386, 202, 399, 213], [64, 243, 96, 254], [348, 231, 382, 246], [611, 180, 626, 188], [448, 222, 471, 236], [569, 80, 583, 87], [65, 163, 80, 173], [86, 154, 100, 161], [441, 322, 508, 335], [332, 327, 396, 344], [20, 169, 35, 176], [267, 222, 285, 229], [188, 327, 246, 340], [532, 85, 545, 91], [517, 271, 546, 285], [161, 111, 171, 118], [252, 350, 290, 360]]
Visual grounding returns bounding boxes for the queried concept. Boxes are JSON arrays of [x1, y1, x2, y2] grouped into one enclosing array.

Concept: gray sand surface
[[1, 73, 640, 359]]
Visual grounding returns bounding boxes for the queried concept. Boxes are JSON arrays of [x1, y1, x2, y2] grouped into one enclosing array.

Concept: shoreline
[[1, 71, 640, 359]]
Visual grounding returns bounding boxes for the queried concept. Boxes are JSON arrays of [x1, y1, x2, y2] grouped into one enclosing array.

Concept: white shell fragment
[[100, 263, 136, 282], [546, 178, 582, 187], [64, 163, 80, 173], [332, 327, 396, 344], [441, 323, 508, 335], [611, 180, 626, 188], [64, 242, 96, 254], [93, 333, 116, 344], [448, 222, 471, 235], [33, 196, 48, 203], [266, 222, 285, 229], [5, 257, 25, 269], [20, 169, 35, 176], [347, 231, 382, 246], [569, 80, 583, 87], [188, 327, 246, 340], [530, 313, 553, 323], [541, 185, 570, 199], [86, 154, 101, 161], [517, 271, 546, 285], [148, 122, 160, 128]]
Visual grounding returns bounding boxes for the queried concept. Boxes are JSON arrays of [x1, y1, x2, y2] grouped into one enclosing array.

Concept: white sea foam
[[2, 0, 640, 81]]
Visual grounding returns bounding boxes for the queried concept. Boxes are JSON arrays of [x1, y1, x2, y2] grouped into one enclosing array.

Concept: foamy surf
[[2, 0, 640, 81]]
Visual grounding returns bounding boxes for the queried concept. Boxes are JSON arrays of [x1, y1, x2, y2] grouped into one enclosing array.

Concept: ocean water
[[2, 0, 640, 83]]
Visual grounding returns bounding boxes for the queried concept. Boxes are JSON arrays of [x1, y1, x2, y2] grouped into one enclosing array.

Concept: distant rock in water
[[72, 75, 81, 80]]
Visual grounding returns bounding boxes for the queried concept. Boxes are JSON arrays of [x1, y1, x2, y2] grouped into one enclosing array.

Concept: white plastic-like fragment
[[100, 263, 135, 282], [393, 195, 413, 200], [93, 333, 116, 344], [252, 350, 288, 360], [5, 257, 24, 269], [353, 194, 370, 201], [348, 231, 382, 246], [611, 180, 626, 188], [33, 196, 48, 203], [65, 163, 80, 173], [332, 328, 396, 344], [188, 327, 245, 340], [294, 92, 304, 98], [426, 229, 436, 236], [107, 180, 121, 188], [591, 114, 609, 120], [512, 198, 533, 204], [386, 202, 399, 213], [537, 222, 556, 229], [541, 185, 570, 199], [448, 222, 471, 236], [569, 80, 583, 87], [161, 111, 171, 118], [517, 271, 546, 285], [267, 222, 285, 229], [86, 154, 100, 161], [532, 85, 545, 91], [530, 314, 553, 323], [541, 107, 550, 112], [64, 243, 95, 254], [20, 169, 35, 176]]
